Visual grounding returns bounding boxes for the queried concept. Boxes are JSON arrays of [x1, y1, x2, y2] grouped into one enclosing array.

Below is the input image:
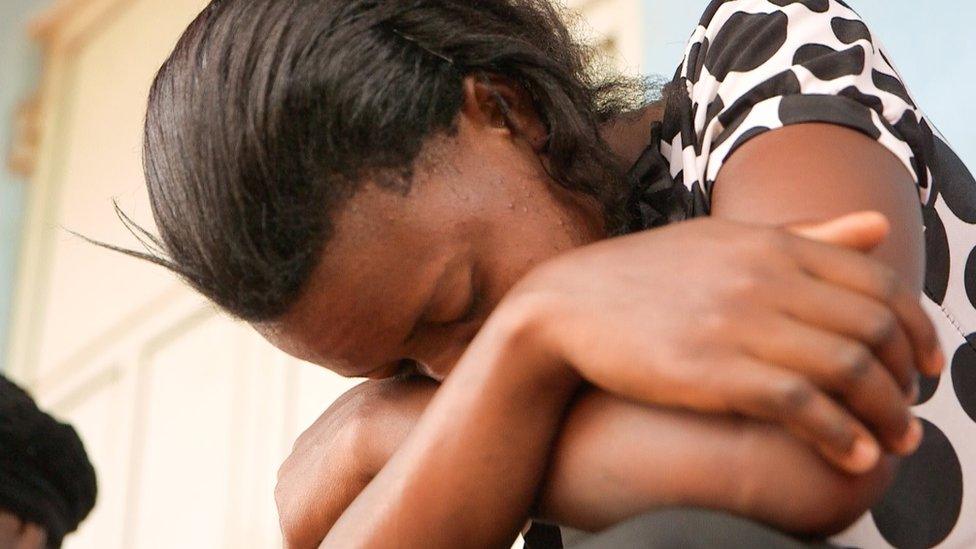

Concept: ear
[[460, 74, 549, 152]]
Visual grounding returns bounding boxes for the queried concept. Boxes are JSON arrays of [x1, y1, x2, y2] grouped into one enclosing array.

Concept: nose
[[374, 358, 445, 382], [401, 321, 482, 381], [414, 360, 446, 382], [409, 340, 471, 382]]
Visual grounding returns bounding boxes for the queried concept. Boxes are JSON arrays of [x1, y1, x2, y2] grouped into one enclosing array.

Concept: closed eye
[[404, 262, 479, 344], [393, 359, 421, 378], [447, 287, 480, 325], [428, 269, 482, 330], [366, 358, 421, 380]]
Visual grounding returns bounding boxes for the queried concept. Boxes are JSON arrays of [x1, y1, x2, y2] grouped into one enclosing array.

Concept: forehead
[[256, 174, 474, 372]]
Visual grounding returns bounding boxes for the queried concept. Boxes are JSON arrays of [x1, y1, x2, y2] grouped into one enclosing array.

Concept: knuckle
[[752, 228, 791, 257], [276, 458, 292, 485], [274, 478, 285, 506], [275, 460, 304, 512], [736, 227, 783, 258], [726, 272, 763, 300], [866, 310, 898, 346], [875, 268, 902, 300], [768, 377, 817, 415], [833, 343, 874, 387], [763, 227, 791, 249], [827, 419, 858, 452], [699, 308, 734, 336], [274, 481, 296, 527]]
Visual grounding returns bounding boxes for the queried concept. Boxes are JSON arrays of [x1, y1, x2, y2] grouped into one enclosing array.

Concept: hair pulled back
[[121, 0, 646, 321]]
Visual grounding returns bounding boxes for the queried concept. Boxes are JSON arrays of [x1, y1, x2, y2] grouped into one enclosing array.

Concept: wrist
[[477, 288, 580, 397]]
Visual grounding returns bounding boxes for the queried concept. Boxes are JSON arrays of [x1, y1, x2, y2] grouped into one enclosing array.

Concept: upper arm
[[279, 381, 890, 542], [668, 0, 931, 286], [711, 122, 925, 290], [537, 389, 895, 536]]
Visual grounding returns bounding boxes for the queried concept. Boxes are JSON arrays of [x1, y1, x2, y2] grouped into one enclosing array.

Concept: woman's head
[[128, 0, 644, 378]]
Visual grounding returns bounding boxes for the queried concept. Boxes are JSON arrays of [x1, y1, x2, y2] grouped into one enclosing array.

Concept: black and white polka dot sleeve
[[670, 0, 930, 208]]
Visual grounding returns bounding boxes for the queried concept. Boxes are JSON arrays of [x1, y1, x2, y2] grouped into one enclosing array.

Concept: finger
[[0, 512, 22, 530], [787, 236, 943, 377], [772, 275, 917, 397], [0, 513, 23, 549], [739, 314, 920, 455], [787, 211, 890, 252], [15, 523, 46, 549], [706, 357, 882, 475]]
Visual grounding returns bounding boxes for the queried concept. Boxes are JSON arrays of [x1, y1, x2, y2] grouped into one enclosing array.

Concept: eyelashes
[[403, 262, 482, 347], [437, 266, 482, 327], [425, 263, 481, 327], [453, 286, 481, 325], [392, 359, 421, 378]]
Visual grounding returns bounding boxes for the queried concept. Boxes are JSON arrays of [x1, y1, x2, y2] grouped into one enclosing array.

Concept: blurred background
[[0, 0, 972, 547]]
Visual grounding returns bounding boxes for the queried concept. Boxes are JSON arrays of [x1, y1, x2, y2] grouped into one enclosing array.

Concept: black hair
[[0, 375, 97, 548], [103, 0, 648, 322]]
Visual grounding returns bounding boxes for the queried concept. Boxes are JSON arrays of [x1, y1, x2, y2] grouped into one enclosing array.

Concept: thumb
[[786, 211, 890, 251]]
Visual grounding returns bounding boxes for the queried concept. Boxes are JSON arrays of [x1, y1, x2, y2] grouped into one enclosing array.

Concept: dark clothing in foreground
[[567, 509, 837, 548], [0, 374, 97, 548], [526, 510, 838, 548]]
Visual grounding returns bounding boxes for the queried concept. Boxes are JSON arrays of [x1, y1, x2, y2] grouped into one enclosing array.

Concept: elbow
[[794, 455, 898, 536], [733, 423, 900, 537]]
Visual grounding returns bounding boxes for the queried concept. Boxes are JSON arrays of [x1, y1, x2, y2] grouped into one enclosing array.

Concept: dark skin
[[260, 76, 944, 548], [0, 512, 46, 549]]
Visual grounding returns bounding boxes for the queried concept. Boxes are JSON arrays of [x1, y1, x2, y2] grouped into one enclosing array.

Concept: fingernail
[[849, 438, 881, 473], [898, 418, 924, 455]]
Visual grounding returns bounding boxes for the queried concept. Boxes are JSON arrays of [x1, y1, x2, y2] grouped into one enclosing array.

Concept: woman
[[107, 0, 975, 547]]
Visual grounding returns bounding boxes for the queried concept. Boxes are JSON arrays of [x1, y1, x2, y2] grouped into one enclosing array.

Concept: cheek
[[480, 212, 581, 294]]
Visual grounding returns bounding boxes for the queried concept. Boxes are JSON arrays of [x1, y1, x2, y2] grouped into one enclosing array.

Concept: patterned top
[[626, 1, 976, 547]]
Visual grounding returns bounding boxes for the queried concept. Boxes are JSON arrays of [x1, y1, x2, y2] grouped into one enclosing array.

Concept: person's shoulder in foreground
[[0, 375, 98, 549]]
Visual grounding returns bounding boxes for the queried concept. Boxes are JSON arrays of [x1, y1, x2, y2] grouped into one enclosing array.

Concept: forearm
[[323, 300, 579, 548], [303, 383, 892, 548], [538, 389, 896, 535]]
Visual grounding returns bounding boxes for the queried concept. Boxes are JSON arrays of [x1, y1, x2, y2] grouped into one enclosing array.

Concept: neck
[[600, 101, 666, 169]]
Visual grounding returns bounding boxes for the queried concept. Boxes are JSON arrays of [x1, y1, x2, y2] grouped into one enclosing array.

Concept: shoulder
[[685, 0, 884, 88], [656, 0, 930, 211]]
